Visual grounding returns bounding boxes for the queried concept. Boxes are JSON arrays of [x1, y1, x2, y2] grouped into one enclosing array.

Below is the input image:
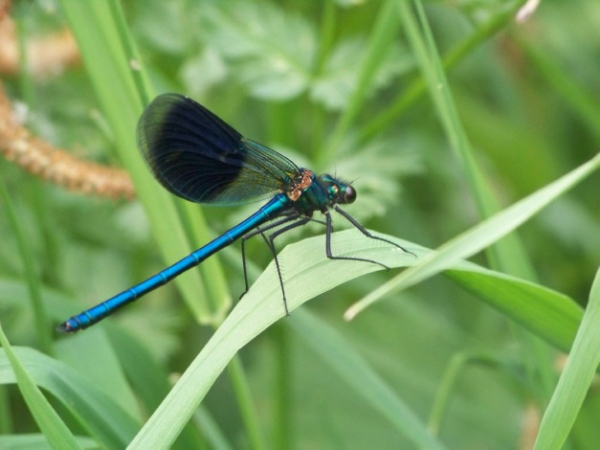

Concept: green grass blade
[[128, 233, 414, 449], [0, 434, 96, 448], [288, 309, 446, 450], [0, 179, 51, 354], [57, 0, 229, 322], [129, 222, 582, 447], [7, 1, 600, 447], [192, 406, 233, 450], [445, 264, 581, 352], [106, 326, 206, 449], [534, 268, 600, 448], [320, 0, 400, 166], [405, 0, 557, 410], [427, 351, 501, 437], [56, 330, 139, 416], [0, 324, 80, 450], [0, 345, 140, 448], [346, 153, 600, 318], [520, 38, 600, 141], [360, 1, 523, 141], [227, 357, 266, 450], [399, 0, 486, 211], [399, 0, 535, 279]]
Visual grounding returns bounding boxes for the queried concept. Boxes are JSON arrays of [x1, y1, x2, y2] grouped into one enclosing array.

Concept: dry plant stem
[[0, 2, 133, 199], [0, 3, 80, 77], [0, 82, 135, 200]]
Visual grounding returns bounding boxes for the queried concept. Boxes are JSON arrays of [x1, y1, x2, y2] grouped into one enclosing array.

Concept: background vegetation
[[1, 0, 600, 448]]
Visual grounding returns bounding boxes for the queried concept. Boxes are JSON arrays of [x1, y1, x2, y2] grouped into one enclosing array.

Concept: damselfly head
[[319, 174, 356, 205]]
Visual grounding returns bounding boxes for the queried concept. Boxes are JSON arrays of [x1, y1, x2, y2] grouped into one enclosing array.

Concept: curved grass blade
[[0, 325, 79, 450], [129, 226, 581, 448], [444, 263, 582, 353], [345, 153, 600, 319], [0, 345, 140, 448], [534, 269, 600, 449], [288, 309, 446, 450], [128, 232, 414, 449]]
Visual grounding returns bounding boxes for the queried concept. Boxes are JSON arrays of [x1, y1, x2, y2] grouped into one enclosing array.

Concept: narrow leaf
[[534, 268, 600, 448], [346, 153, 600, 318], [0, 326, 80, 450]]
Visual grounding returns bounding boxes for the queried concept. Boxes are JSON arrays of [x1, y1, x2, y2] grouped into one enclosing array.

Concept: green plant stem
[[310, 0, 337, 159], [360, 0, 524, 142], [107, 0, 153, 106], [192, 406, 231, 450], [319, 0, 400, 167], [427, 352, 499, 438], [59, 0, 227, 322], [518, 37, 600, 142], [272, 322, 291, 450], [0, 178, 52, 354], [399, 0, 527, 277], [61, 3, 261, 448], [228, 357, 266, 450], [402, 0, 557, 429], [315, 0, 336, 77]]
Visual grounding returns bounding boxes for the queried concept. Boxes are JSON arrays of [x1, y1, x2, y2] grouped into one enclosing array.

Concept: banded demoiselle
[[58, 94, 409, 333]]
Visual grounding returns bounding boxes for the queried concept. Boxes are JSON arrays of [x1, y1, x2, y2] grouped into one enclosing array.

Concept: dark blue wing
[[137, 93, 301, 205]]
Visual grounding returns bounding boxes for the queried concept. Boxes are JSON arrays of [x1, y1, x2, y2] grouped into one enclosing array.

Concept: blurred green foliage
[[1, 0, 600, 448]]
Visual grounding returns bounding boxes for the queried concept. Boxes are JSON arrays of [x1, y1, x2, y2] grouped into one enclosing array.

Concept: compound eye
[[344, 186, 357, 203]]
